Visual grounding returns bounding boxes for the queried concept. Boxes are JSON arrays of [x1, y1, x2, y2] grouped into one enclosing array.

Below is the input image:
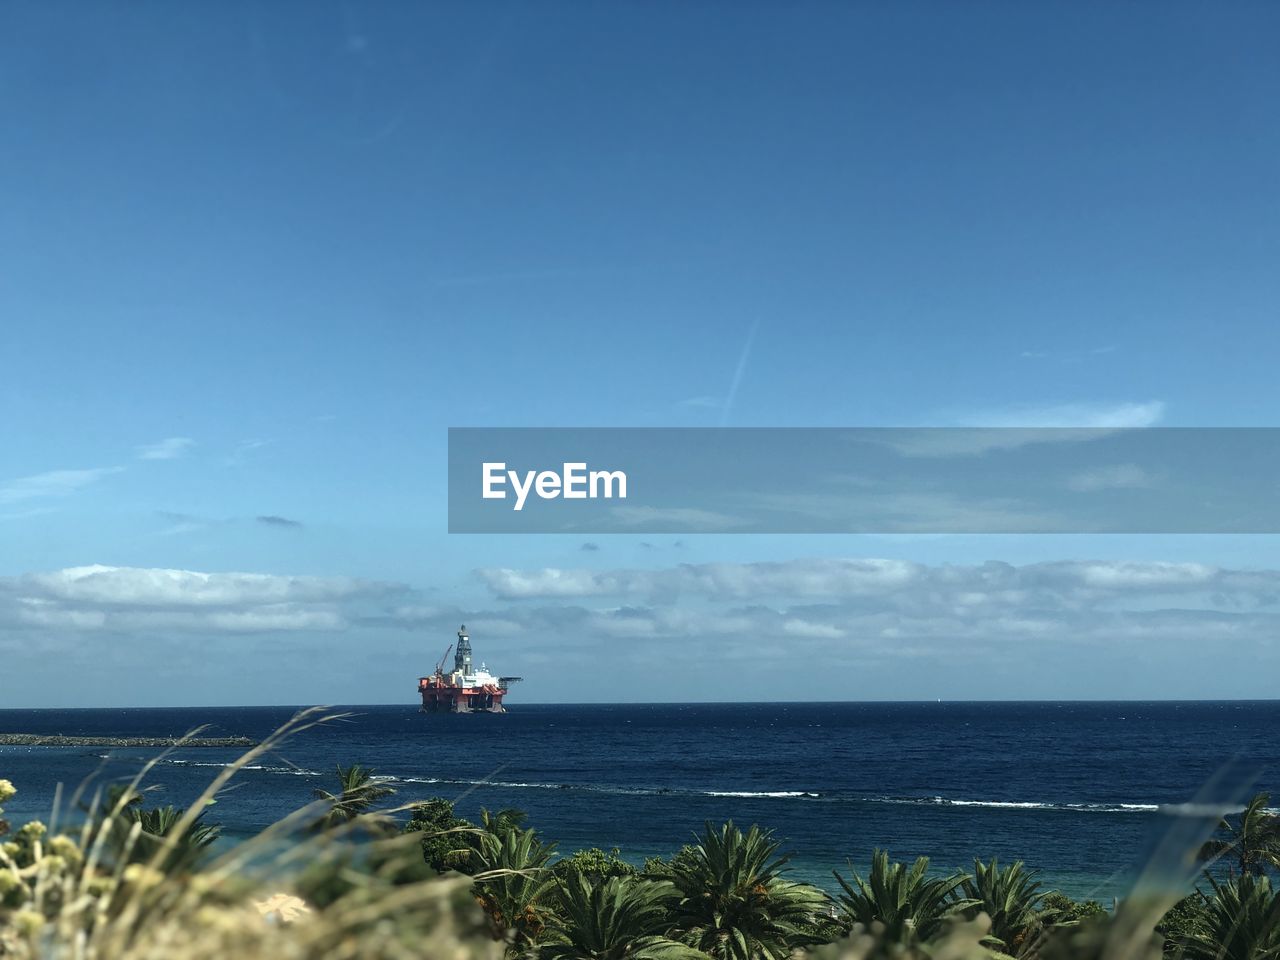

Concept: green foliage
[[543, 872, 703, 960], [642, 846, 702, 882], [124, 801, 222, 872], [555, 847, 640, 885], [1037, 891, 1108, 925], [87, 784, 221, 873], [667, 821, 833, 960], [1, 712, 518, 959], [5, 754, 1280, 960], [312, 764, 397, 832], [406, 799, 565, 949], [1156, 892, 1212, 954], [1198, 793, 1280, 877], [1173, 872, 1280, 960], [834, 851, 976, 946], [960, 859, 1052, 957], [805, 916, 1009, 959], [480, 807, 530, 835], [294, 831, 440, 909], [470, 821, 559, 951], [643, 855, 674, 878], [1037, 912, 1162, 960], [406, 797, 480, 874]]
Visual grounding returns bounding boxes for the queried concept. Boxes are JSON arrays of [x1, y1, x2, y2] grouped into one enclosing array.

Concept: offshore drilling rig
[[418, 625, 522, 713]]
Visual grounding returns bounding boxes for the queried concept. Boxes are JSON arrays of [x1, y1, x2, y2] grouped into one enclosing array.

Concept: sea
[[1, 701, 1276, 902]]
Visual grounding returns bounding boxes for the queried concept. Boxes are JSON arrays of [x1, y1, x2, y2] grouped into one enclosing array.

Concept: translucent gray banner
[[448, 428, 1280, 533]]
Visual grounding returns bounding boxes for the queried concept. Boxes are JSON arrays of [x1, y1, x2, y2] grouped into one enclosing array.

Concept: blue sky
[[2, 2, 1278, 706]]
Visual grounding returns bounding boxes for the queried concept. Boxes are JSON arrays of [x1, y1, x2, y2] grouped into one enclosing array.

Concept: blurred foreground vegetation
[[2, 709, 1278, 960]]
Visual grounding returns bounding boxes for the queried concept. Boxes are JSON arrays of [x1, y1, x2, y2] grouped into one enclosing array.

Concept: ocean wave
[[938, 799, 1053, 809], [864, 796, 1250, 816], [397, 776, 569, 791], [128, 757, 1260, 815], [147, 762, 824, 799], [150, 758, 323, 777]]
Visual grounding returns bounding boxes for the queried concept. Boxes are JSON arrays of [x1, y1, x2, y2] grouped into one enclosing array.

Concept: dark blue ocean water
[[1, 701, 1276, 901]]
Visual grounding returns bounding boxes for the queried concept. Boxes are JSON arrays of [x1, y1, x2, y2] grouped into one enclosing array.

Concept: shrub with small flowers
[[0, 747, 506, 960], [0, 781, 91, 960], [0, 780, 15, 837]]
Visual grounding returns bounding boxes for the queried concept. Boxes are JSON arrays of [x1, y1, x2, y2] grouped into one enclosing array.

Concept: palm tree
[[457, 807, 538, 874], [542, 873, 707, 960], [961, 858, 1054, 957], [833, 850, 976, 946], [1199, 793, 1280, 877], [480, 807, 529, 834], [667, 821, 833, 960], [311, 763, 396, 831], [91, 785, 221, 872], [127, 803, 222, 870], [471, 823, 559, 952], [1175, 872, 1280, 960]]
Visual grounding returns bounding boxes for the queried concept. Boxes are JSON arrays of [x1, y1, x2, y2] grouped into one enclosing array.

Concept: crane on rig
[[434, 643, 454, 678]]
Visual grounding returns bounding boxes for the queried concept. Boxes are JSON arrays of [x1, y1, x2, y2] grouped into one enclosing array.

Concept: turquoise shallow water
[[1, 700, 1275, 901]]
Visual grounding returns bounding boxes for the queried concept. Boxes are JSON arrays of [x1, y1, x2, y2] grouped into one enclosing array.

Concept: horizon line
[[4, 696, 1279, 712]]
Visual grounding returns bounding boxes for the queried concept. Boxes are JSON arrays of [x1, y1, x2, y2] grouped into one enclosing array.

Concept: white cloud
[[883, 401, 1167, 458], [22, 564, 378, 606], [476, 568, 612, 599], [0, 467, 124, 504], [4, 557, 1278, 696], [17, 556, 1249, 662], [1067, 464, 1155, 492], [782, 618, 845, 639], [0, 564, 407, 634], [959, 401, 1165, 429], [458, 556, 1280, 686], [478, 559, 921, 600], [1067, 560, 1217, 589], [475, 557, 1280, 610], [136, 437, 195, 461]]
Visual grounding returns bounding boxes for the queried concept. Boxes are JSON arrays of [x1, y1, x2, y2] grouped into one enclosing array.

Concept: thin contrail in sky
[[720, 320, 760, 427]]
